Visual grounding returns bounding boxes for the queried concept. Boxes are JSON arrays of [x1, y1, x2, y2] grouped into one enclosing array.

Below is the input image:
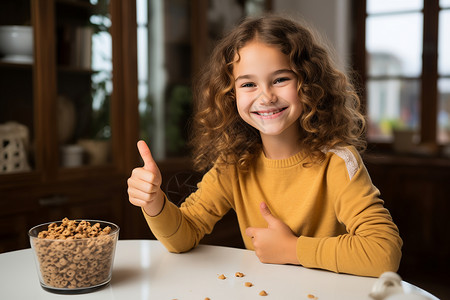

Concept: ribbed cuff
[[142, 196, 182, 238], [297, 235, 320, 268]]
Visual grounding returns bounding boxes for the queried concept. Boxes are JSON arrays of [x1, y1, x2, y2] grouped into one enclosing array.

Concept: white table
[[0, 240, 438, 300]]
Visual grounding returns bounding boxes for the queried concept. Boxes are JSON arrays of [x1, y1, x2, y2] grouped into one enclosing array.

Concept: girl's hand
[[127, 140, 164, 216], [246, 202, 299, 265]]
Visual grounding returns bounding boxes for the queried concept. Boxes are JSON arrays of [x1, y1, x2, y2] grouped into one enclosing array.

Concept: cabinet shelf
[[0, 61, 33, 69], [0, 171, 41, 189]]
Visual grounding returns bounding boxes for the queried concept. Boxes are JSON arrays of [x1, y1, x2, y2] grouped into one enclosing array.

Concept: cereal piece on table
[[244, 282, 253, 287], [235, 272, 245, 277], [259, 290, 268, 296], [204, 298, 211, 300], [307, 294, 318, 299], [218, 274, 226, 280]]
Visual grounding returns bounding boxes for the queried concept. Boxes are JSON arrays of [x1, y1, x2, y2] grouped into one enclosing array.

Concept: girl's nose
[[258, 88, 277, 105]]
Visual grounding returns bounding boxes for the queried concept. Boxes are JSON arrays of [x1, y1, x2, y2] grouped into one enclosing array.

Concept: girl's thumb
[[137, 140, 157, 171], [259, 202, 277, 225]]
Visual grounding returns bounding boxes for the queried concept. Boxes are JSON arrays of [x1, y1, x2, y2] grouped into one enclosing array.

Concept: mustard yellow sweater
[[143, 146, 402, 277]]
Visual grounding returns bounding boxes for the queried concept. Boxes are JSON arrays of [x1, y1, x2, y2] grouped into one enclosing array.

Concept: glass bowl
[[28, 219, 119, 294]]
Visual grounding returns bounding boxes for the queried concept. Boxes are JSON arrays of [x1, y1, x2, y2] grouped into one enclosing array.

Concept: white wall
[[272, 0, 351, 71]]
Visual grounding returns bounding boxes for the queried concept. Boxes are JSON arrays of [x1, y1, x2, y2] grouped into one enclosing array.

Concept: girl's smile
[[251, 106, 288, 118]]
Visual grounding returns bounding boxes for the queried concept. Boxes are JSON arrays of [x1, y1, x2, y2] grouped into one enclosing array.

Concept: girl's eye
[[241, 82, 256, 88], [274, 77, 290, 84]]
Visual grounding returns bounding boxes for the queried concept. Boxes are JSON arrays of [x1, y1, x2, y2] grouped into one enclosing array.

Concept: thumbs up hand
[[245, 202, 299, 265], [127, 140, 164, 216]]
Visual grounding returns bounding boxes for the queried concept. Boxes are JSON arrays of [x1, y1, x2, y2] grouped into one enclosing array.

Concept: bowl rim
[[28, 219, 120, 240]]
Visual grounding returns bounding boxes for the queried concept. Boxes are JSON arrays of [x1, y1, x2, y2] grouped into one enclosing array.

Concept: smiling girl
[[127, 15, 402, 277]]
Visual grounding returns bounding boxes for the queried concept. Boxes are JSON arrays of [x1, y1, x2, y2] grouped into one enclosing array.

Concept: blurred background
[[0, 0, 449, 298]]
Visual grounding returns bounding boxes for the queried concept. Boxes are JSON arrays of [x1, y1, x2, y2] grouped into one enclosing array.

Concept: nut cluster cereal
[[31, 218, 117, 289], [218, 271, 268, 296], [235, 272, 245, 277]]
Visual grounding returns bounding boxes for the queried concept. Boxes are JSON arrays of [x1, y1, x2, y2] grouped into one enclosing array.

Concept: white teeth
[[257, 109, 282, 116]]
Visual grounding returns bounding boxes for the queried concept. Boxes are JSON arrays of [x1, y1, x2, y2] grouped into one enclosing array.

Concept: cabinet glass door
[[0, 0, 34, 174], [55, 0, 112, 168]]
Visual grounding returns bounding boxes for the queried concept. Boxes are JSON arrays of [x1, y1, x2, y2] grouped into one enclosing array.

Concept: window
[[355, 0, 450, 146]]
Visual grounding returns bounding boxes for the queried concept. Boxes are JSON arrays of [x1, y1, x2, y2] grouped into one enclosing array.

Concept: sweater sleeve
[[142, 166, 233, 253], [296, 148, 403, 277]]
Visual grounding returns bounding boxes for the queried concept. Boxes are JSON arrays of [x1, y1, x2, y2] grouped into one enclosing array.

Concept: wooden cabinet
[[363, 153, 450, 277], [0, 0, 140, 252]]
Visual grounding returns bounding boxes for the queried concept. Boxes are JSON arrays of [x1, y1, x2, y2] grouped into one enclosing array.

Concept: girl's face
[[233, 40, 302, 140]]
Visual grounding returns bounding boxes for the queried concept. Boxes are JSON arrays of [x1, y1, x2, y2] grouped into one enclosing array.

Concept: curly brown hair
[[189, 15, 366, 172]]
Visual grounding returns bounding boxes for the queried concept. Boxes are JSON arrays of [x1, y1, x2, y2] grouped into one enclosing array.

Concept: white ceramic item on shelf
[[0, 25, 33, 63], [0, 122, 31, 173], [60, 145, 83, 167], [369, 272, 432, 300], [77, 139, 110, 165]]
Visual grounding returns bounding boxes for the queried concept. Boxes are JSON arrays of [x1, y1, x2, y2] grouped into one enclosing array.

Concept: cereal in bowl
[[29, 218, 119, 292]]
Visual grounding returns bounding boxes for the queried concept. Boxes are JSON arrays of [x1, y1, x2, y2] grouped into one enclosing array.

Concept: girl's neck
[[261, 131, 302, 160]]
